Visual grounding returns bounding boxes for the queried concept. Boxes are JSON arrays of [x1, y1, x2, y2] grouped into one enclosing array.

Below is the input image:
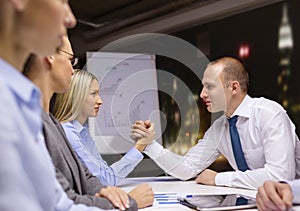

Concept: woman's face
[[17, 0, 76, 56], [50, 36, 74, 93], [80, 79, 103, 121]]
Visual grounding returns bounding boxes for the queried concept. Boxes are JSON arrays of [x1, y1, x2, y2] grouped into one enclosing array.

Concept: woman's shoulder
[[62, 121, 75, 129], [61, 121, 80, 139]]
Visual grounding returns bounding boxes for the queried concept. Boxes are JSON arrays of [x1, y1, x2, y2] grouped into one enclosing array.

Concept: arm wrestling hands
[[131, 120, 156, 151], [94, 120, 155, 210]]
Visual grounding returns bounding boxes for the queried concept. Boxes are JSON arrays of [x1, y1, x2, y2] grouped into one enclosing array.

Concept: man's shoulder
[[248, 96, 284, 112], [250, 97, 288, 120]]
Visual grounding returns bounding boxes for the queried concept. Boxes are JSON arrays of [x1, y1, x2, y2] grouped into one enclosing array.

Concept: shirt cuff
[[287, 180, 300, 204], [215, 171, 233, 187], [143, 141, 164, 159], [123, 147, 143, 160]]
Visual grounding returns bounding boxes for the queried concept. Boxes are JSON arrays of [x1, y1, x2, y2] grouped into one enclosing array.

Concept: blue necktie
[[228, 115, 249, 172]]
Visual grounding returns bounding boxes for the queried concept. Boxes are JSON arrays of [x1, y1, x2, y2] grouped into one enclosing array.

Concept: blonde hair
[[52, 69, 98, 123]]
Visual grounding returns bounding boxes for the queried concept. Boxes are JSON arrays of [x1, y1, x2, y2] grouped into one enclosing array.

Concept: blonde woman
[[25, 36, 147, 211], [52, 70, 155, 187]]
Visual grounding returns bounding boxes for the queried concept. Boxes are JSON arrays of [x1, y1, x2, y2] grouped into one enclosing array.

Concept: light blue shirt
[[0, 58, 104, 211], [62, 120, 143, 186]]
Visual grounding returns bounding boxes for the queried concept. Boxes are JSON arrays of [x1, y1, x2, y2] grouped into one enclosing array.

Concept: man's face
[[200, 64, 228, 113]]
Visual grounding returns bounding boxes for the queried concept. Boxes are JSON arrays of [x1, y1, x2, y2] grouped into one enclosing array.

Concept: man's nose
[[200, 87, 206, 99]]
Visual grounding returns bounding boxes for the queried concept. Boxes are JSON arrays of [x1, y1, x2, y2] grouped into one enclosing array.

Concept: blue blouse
[[62, 120, 143, 186], [0, 58, 101, 211]]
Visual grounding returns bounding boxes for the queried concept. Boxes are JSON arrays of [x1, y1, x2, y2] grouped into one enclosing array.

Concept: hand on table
[[128, 183, 154, 208], [95, 186, 129, 210], [195, 169, 217, 186], [256, 181, 293, 211]]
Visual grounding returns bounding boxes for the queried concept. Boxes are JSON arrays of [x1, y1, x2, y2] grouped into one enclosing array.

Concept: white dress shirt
[[144, 95, 298, 190], [288, 179, 300, 203]]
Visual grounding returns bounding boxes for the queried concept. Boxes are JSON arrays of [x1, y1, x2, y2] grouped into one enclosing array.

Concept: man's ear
[[44, 56, 54, 70], [9, 0, 27, 11], [231, 81, 240, 95]]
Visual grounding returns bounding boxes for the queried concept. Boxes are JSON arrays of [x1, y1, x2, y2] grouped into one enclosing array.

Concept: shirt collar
[[0, 58, 41, 104], [73, 119, 86, 133], [231, 95, 252, 119]]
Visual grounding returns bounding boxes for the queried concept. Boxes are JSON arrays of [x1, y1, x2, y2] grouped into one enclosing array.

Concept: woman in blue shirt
[[52, 70, 155, 186]]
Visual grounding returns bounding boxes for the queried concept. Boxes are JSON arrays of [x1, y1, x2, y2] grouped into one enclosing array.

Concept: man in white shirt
[[131, 56, 298, 190]]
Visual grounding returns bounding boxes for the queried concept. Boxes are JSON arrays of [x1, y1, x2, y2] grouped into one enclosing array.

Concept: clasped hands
[[130, 120, 156, 151]]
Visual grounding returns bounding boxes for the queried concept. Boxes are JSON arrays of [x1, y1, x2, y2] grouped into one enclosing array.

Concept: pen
[[185, 194, 205, 198]]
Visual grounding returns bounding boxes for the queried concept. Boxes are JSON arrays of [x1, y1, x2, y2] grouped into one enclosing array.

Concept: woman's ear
[[44, 56, 55, 70]]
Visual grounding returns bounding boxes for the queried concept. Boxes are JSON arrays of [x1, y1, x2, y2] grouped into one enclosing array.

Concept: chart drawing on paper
[[86, 52, 162, 153]]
